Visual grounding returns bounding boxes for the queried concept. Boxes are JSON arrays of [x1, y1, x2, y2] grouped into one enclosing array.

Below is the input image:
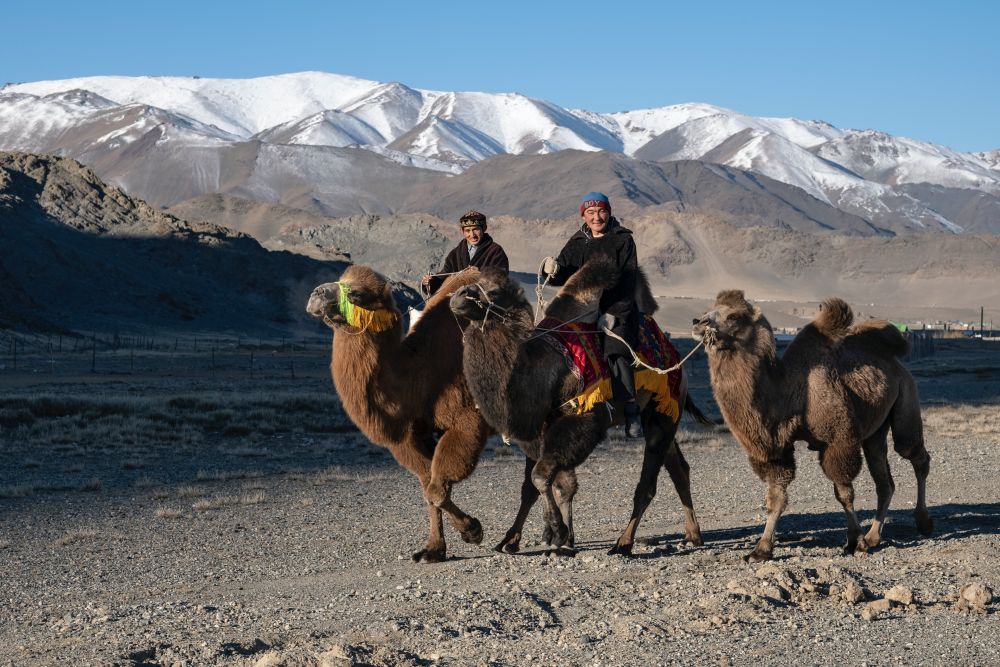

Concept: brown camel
[[306, 266, 492, 562], [450, 259, 711, 556], [693, 290, 933, 562]]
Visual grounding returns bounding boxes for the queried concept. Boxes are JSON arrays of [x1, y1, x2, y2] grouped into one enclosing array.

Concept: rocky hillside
[[0, 152, 366, 335]]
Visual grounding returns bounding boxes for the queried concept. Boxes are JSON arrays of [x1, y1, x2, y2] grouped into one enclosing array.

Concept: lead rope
[[535, 259, 551, 322], [602, 326, 707, 375]]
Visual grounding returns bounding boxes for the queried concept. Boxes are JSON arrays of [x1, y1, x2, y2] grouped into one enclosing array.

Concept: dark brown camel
[[306, 266, 492, 562], [449, 259, 711, 555], [693, 290, 933, 562]]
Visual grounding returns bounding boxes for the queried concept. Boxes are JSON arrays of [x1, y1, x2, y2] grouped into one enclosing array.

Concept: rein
[[602, 326, 706, 375], [535, 258, 552, 321]]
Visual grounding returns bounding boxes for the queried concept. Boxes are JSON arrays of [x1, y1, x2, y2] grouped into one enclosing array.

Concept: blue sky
[[4, 1, 997, 151]]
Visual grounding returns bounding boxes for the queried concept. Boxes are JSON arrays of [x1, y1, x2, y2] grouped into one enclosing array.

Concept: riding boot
[[624, 401, 643, 438], [608, 354, 642, 438]]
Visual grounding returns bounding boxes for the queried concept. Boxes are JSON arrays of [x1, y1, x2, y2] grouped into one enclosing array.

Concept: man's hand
[[421, 274, 432, 286], [542, 257, 559, 277]]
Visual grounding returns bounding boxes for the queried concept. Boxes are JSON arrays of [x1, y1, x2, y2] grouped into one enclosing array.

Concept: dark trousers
[[609, 354, 637, 404]]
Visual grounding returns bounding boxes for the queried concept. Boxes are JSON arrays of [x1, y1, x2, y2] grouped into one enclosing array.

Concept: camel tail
[[684, 395, 718, 427], [814, 298, 854, 339]]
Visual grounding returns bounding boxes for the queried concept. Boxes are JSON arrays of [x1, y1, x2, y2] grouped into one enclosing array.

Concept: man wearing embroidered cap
[[542, 192, 643, 436], [422, 210, 510, 296]]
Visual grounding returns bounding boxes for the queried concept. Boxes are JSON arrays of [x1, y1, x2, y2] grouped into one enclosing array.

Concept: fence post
[[91, 332, 97, 373]]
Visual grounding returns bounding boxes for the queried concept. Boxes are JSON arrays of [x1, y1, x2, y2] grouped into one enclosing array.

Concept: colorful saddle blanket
[[536, 315, 682, 419]]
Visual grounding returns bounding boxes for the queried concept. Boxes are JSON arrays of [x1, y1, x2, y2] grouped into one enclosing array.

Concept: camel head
[[448, 267, 530, 326], [306, 265, 399, 332], [692, 290, 768, 353]]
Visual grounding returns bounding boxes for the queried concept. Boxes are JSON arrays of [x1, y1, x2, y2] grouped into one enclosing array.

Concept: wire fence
[[0, 329, 333, 379]]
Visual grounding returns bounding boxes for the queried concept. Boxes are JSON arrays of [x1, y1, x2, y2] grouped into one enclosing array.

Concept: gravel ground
[[1, 342, 998, 666]]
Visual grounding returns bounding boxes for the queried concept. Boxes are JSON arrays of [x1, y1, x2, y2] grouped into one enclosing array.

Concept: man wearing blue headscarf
[[542, 192, 642, 437]]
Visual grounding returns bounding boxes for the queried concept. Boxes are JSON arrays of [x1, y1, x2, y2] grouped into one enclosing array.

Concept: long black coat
[[425, 233, 509, 295], [549, 219, 639, 357]]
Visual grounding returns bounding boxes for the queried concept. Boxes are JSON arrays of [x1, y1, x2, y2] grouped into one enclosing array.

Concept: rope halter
[[458, 281, 514, 330]]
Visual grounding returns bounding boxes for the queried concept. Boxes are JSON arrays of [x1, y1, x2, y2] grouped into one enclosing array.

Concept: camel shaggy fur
[[306, 266, 492, 562], [450, 259, 710, 555], [693, 290, 933, 562]]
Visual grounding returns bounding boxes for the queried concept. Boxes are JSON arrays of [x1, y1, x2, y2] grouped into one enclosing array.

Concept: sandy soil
[[1, 339, 998, 666]]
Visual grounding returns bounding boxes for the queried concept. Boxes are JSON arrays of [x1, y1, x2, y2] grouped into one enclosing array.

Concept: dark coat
[[425, 233, 509, 295], [549, 219, 639, 357]]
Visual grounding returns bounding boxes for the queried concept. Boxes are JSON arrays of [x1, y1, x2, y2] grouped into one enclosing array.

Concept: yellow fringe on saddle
[[338, 282, 398, 332], [570, 377, 614, 415], [635, 369, 680, 421]]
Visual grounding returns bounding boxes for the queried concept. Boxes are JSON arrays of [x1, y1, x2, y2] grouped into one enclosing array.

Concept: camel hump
[[814, 298, 854, 339], [564, 255, 619, 293], [636, 268, 658, 314], [847, 319, 911, 358], [715, 290, 749, 309]]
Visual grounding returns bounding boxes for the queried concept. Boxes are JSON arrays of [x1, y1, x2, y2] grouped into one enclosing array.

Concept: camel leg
[[860, 422, 894, 551], [388, 441, 447, 563], [552, 468, 578, 553], [889, 377, 934, 537], [531, 457, 569, 549], [535, 412, 609, 549], [746, 447, 795, 562], [819, 442, 865, 555], [425, 418, 490, 545], [664, 437, 703, 547], [495, 455, 540, 554], [610, 410, 683, 556]]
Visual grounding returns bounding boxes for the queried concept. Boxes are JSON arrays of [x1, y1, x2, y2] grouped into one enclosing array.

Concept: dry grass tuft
[[195, 469, 262, 483], [135, 476, 160, 489], [239, 491, 266, 505], [154, 508, 184, 519], [0, 484, 34, 499], [923, 404, 1000, 438], [299, 498, 315, 507], [78, 478, 102, 492], [310, 466, 392, 484], [53, 529, 99, 547], [177, 485, 201, 498]]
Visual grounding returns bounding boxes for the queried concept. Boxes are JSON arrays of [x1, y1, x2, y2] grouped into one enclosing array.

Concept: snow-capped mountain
[[2, 71, 998, 233]]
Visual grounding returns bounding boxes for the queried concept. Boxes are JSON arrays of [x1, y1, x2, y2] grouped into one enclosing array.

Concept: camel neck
[[708, 337, 798, 452]]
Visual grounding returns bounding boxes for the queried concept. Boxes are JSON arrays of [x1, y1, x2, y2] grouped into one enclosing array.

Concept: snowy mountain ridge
[[3, 71, 998, 233]]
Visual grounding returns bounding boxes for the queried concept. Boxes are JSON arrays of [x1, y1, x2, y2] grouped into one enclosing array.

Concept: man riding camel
[[422, 210, 510, 296], [542, 192, 643, 437]]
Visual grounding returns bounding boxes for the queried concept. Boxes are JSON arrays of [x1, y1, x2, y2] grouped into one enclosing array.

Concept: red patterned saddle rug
[[635, 315, 682, 421], [536, 314, 682, 419], [536, 317, 612, 413]]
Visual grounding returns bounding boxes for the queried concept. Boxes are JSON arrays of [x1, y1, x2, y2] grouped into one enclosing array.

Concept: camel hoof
[[608, 542, 634, 557], [550, 524, 570, 548], [744, 548, 772, 563], [915, 510, 934, 537], [461, 518, 484, 545], [684, 532, 705, 547], [494, 541, 521, 554], [860, 533, 881, 552], [412, 547, 447, 563], [843, 539, 859, 556]]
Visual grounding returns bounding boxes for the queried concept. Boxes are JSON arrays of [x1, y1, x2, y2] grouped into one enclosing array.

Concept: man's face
[[462, 225, 484, 245], [582, 207, 610, 235]]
